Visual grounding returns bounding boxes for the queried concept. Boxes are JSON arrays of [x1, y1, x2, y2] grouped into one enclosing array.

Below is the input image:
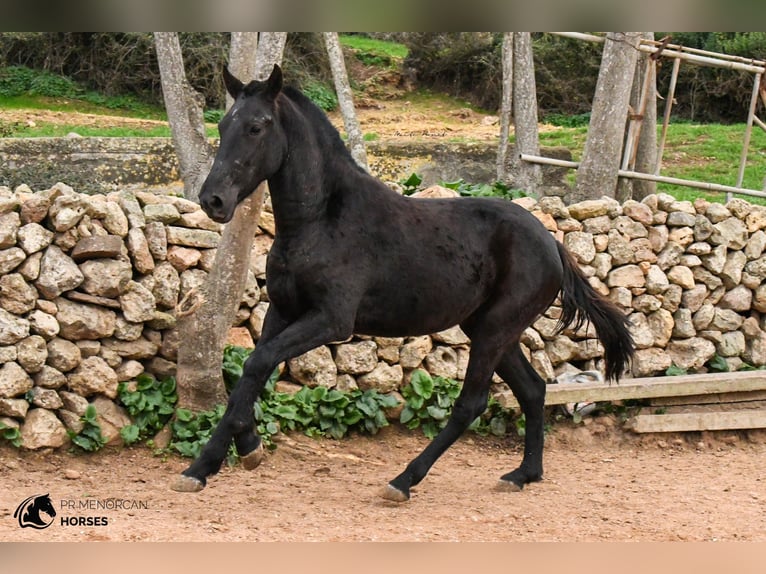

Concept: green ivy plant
[[68, 404, 106, 452], [0, 422, 22, 447], [118, 373, 177, 445]]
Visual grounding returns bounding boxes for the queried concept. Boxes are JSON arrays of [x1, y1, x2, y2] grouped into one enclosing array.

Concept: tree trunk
[[226, 33, 259, 110], [511, 32, 541, 195], [153, 32, 214, 203], [496, 33, 513, 182], [323, 32, 368, 171], [574, 32, 642, 202], [174, 33, 287, 412]]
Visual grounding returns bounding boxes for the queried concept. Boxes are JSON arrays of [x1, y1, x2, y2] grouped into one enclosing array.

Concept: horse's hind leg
[[493, 344, 547, 491]]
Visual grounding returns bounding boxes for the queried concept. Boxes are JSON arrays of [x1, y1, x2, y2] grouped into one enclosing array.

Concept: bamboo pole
[[520, 153, 766, 199], [552, 32, 766, 74], [656, 57, 681, 175], [733, 71, 763, 201]]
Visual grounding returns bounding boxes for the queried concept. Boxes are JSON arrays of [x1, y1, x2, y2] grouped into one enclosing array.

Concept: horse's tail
[[555, 242, 635, 382]]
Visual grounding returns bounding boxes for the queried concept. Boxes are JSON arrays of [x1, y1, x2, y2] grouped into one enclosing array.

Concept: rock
[[0, 361, 33, 398], [117, 191, 145, 229], [28, 387, 63, 409], [20, 408, 69, 449], [166, 226, 220, 248], [644, 265, 669, 294], [17, 222, 54, 254], [91, 396, 132, 445], [63, 469, 81, 480], [672, 308, 695, 338], [431, 325, 470, 346], [710, 217, 748, 249], [0, 308, 30, 345], [411, 185, 459, 199], [46, 337, 83, 372], [627, 313, 655, 349], [119, 281, 156, 323], [16, 335, 47, 373], [334, 340, 378, 375], [0, 211, 21, 248], [67, 356, 119, 398], [424, 346, 459, 379], [0, 247, 26, 274], [56, 297, 116, 340], [712, 308, 744, 332], [48, 194, 86, 232], [35, 245, 84, 299], [57, 410, 83, 434], [666, 265, 695, 289], [27, 310, 60, 340], [564, 231, 595, 264], [719, 285, 752, 312], [607, 265, 645, 289], [705, 203, 731, 223], [288, 346, 337, 388], [357, 362, 404, 393], [0, 398, 30, 418], [375, 337, 403, 364], [127, 228, 155, 274], [631, 348, 672, 377], [144, 221, 168, 260], [102, 337, 160, 360], [667, 337, 716, 370], [623, 200, 653, 225], [0, 273, 38, 314], [144, 203, 181, 224], [70, 235, 124, 261], [568, 199, 610, 220], [167, 246, 202, 271], [102, 201, 129, 236], [717, 331, 746, 357], [20, 194, 50, 224], [78, 257, 132, 298], [399, 336, 433, 368], [34, 365, 67, 389], [745, 230, 766, 260]]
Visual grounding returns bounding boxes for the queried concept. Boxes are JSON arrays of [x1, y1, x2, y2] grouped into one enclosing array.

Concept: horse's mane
[[281, 85, 366, 173]]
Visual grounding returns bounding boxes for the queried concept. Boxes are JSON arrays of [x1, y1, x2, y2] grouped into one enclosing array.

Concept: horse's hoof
[[494, 479, 523, 492], [240, 442, 265, 470], [378, 483, 409, 502], [170, 474, 205, 493]]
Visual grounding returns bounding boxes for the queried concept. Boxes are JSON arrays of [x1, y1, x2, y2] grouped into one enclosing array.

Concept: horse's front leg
[[170, 308, 352, 492]]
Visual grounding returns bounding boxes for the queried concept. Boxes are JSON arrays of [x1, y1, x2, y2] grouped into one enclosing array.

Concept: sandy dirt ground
[[2, 422, 764, 542]]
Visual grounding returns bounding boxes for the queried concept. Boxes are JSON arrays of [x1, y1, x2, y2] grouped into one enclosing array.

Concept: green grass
[[536, 120, 766, 204], [339, 34, 408, 66]]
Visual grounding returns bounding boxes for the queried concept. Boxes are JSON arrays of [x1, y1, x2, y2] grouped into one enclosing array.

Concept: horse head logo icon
[[13, 494, 56, 529]]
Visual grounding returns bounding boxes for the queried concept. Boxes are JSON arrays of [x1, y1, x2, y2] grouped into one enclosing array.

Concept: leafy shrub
[[302, 81, 338, 111]]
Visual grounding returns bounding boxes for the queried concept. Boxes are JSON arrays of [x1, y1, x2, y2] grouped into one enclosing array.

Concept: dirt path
[[2, 423, 764, 542]]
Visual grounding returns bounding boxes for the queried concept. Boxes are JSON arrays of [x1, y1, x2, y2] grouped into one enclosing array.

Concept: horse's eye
[[249, 125, 262, 136]]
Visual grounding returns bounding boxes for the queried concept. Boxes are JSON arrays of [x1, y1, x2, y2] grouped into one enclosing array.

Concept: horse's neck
[[267, 122, 352, 235]]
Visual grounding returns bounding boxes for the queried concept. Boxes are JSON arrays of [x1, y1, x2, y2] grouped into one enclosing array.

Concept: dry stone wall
[[2, 182, 766, 451]]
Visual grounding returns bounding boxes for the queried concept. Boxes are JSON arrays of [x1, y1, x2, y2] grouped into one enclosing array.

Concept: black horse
[[171, 65, 634, 501]]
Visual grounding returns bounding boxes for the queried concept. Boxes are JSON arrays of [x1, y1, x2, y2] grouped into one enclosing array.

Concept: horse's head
[[200, 64, 287, 223]]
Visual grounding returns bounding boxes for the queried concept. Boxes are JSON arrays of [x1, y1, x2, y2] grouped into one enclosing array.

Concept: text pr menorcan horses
[[171, 65, 634, 501]]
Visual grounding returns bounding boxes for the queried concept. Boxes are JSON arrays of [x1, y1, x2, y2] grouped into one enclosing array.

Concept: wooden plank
[[500, 371, 766, 410], [625, 410, 766, 433], [650, 390, 766, 407]]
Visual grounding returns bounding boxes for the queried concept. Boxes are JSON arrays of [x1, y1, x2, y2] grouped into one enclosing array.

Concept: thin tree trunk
[[574, 32, 642, 202], [226, 33, 259, 110], [511, 32, 541, 195], [175, 33, 287, 412], [153, 32, 213, 203], [324, 32, 368, 171], [497, 33, 513, 182]]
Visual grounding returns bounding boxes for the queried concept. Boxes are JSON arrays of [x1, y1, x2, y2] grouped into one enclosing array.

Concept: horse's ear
[[223, 66, 244, 99], [265, 64, 283, 100]]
